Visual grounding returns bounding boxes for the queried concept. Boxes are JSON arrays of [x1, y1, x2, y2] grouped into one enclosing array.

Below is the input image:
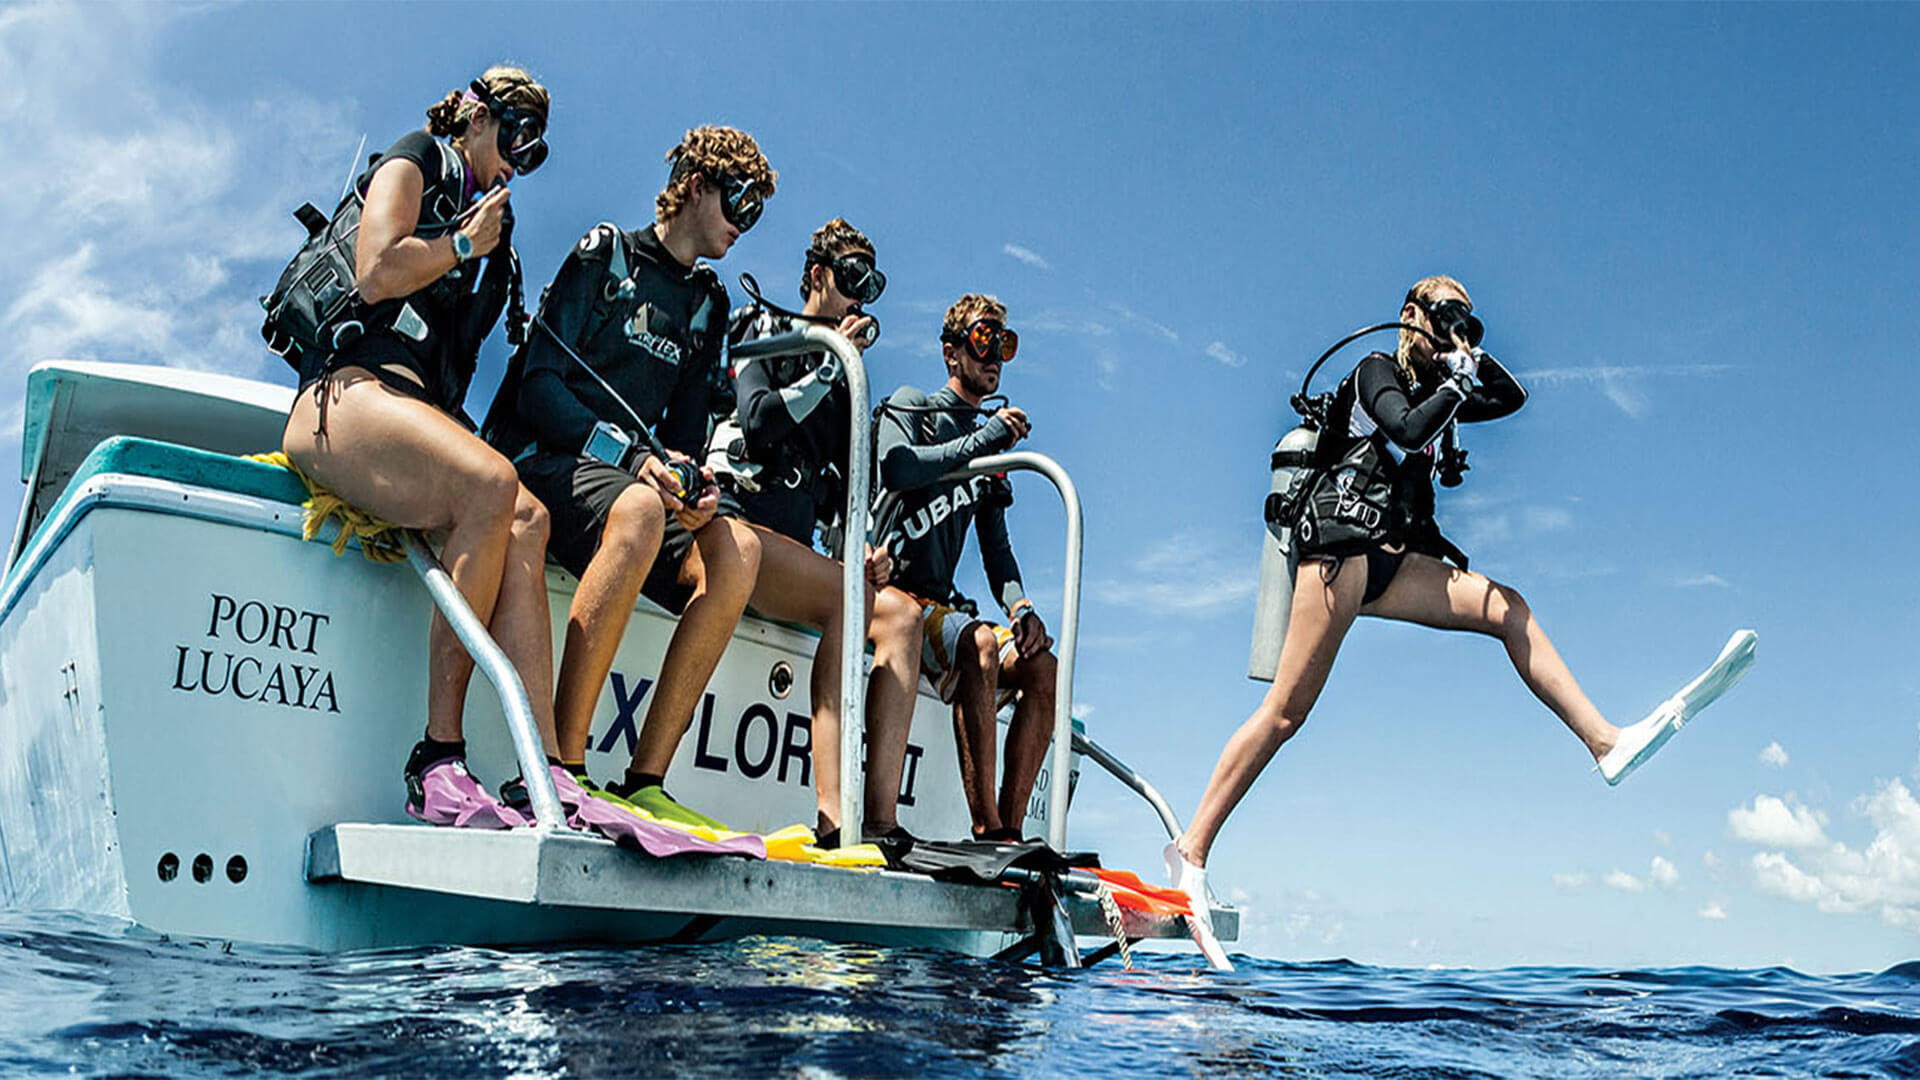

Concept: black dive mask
[[1420, 298, 1483, 349], [713, 171, 766, 232], [809, 250, 886, 305], [469, 80, 548, 174]]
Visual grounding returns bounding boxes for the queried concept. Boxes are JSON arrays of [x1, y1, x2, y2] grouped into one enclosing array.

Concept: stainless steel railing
[[403, 534, 568, 831], [727, 326, 871, 838], [881, 452, 1085, 850]]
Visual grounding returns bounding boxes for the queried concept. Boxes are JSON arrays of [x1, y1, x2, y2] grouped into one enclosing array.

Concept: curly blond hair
[[425, 65, 550, 143], [800, 217, 875, 300], [1397, 274, 1471, 382], [657, 126, 777, 222]]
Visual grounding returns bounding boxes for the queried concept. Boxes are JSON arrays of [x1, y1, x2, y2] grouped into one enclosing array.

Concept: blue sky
[[3, 2, 1917, 973]]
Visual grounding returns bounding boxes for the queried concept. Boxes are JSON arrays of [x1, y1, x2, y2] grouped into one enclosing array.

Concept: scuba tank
[[1246, 319, 1446, 682], [1247, 423, 1319, 680]]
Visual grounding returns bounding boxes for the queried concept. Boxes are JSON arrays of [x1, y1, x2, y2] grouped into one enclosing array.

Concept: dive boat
[[0, 329, 1235, 965]]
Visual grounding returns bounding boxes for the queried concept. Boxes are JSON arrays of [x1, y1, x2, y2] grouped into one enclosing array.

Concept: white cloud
[[1205, 340, 1245, 368], [1698, 901, 1728, 920], [1751, 851, 1850, 911], [1002, 243, 1052, 271], [1728, 794, 1829, 849], [1604, 869, 1645, 893], [1676, 573, 1732, 589], [1650, 856, 1680, 890], [1654, 829, 1673, 848], [1703, 850, 1724, 873], [1522, 506, 1574, 533], [0, 3, 356, 393], [1552, 872, 1590, 892], [1106, 301, 1178, 344], [1025, 312, 1112, 338], [1070, 703, 1094, 721], [1729, 778, 1920, 932], [1760, 742, 1790, 768], [1520, 362, 1733, 419], [1093, 531, 1258, 617]]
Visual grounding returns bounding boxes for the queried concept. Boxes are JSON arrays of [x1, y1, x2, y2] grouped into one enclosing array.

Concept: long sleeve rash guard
[[872, 385, 1025, 612], [486, 223, 721, 461]]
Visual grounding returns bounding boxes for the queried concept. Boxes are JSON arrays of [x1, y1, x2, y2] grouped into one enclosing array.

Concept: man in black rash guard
[[720, 217, 895, 846], [867, 293, 1060, 846], [482, 125, 776, 831]]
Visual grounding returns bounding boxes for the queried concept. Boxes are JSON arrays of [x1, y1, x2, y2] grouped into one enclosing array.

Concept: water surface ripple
[[3, 912, 1916, 1077]]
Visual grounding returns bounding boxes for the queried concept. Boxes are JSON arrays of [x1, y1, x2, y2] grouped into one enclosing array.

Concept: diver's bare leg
[[553, 485, 666, 762], [996, 647, 1057, 835], [950, 623, 1003, 834], [629, 518, 762, 775], [285, 371, 538, 743], [738, 526, 873, 832], [1179, 556, 1366, 868], [863, 586, 926, 830], [1364, 553, 1617, 760]]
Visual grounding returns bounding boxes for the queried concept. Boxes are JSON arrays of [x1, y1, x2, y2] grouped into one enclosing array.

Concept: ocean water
[[2, 911, 1917, 1079]]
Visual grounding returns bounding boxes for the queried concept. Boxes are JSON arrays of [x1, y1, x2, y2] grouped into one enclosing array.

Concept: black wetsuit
[[481, 222, 728, 611], [1325, 350, 1527, 601], [298, 131, 511, 424], [872, 385, 1025, 613], [726, 308, 852, 545]]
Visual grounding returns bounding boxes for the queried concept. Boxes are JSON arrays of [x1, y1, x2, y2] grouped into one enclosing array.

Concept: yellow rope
[[246, 452, 411, 564]]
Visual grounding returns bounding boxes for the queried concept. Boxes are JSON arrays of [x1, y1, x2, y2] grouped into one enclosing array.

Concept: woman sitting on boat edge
[[279, 66, 562, 830]]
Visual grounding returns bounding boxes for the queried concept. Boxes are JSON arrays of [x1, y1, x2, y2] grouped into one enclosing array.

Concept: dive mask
[[469, 80, 548, 174], [1420, 297, 1483, 348], [810, 251, 886, 305], [944, 319, 1019, 363], [712, 170, 766, 232]]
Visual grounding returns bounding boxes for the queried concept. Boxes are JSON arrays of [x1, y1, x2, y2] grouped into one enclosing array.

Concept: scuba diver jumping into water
[[1169, 275, 1755, 970]]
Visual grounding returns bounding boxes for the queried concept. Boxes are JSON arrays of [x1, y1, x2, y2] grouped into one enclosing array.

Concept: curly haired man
[[484, 126, 777, 828]]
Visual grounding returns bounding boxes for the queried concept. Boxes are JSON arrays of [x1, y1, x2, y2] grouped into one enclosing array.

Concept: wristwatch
[[451, 231, 475, 263]]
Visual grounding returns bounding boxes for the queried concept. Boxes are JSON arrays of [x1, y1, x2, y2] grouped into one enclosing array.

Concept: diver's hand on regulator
[[835, 313, 876, 353], [1443, 347, 1480, 391], [638, 452, 717, 529], [459, 185, 512, 259], [996, 407, 1031, 443]]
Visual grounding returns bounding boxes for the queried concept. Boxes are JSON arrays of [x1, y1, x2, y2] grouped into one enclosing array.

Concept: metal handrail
[[727, 326, 871, 839], [402, 534, 567, 831], [898, 452, 1084, 851], [1071, 730, 1183, 842]]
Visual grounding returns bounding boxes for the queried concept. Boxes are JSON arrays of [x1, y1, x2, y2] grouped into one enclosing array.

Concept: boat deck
[[308, 824, 1236, 946]]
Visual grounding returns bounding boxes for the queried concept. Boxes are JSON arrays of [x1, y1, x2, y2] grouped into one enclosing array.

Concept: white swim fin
[[1599, 629, 1757, 786], [1164, 841, 1235, 972]]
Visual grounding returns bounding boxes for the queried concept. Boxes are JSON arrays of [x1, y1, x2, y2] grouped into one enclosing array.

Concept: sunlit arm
[[353, 158, 460, 305]]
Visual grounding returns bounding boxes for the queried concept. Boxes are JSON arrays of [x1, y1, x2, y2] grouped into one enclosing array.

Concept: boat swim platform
[[306, 823, 1237, 952]]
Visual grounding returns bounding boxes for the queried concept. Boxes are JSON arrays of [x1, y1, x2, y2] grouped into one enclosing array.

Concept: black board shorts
[[515, 451, 705, 614]]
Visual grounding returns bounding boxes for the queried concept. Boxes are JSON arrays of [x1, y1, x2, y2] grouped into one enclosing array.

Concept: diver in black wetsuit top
[[722, 217, 895, 845], [280, 66, 556, 830], [867, 293, 1060, 850], [481, 126, 776, 832], [1168, 276, 1649, 968]]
